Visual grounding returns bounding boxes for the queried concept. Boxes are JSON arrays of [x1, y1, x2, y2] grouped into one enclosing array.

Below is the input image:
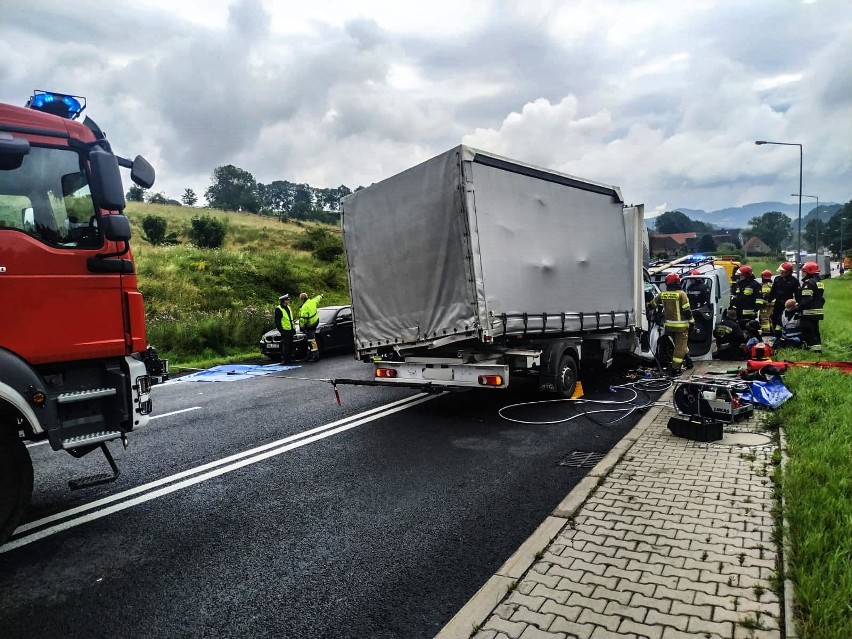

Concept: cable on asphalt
[[498, 375, 674, 426]]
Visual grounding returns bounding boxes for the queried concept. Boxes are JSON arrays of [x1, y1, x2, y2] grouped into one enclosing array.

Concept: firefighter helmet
[[802, 261, 820, 275], [761, 269, 772, 279], [738, 265, 753, 277], [778, 262, 793, 274], [665, 273, 681, 286]]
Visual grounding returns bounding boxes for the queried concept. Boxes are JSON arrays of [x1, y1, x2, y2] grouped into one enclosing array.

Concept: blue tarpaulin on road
[[176, 364, 300, 383]]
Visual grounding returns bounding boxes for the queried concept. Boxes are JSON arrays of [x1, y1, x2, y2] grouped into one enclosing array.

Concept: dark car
[[260, 305, 354, 361]]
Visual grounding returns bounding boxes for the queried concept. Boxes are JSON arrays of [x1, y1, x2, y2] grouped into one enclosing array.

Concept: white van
[[649, 256, 731, 361]]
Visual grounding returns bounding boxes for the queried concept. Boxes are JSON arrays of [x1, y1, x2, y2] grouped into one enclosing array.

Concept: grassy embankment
[[768, 272, 852, 639], [125, 202, 349, 369]]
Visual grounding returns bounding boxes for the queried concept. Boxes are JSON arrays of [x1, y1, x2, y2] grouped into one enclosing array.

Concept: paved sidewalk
[[438, 380, 783, 639]]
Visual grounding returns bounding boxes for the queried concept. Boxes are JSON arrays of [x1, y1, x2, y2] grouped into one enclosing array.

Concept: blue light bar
[[25, 90, 86, 120]]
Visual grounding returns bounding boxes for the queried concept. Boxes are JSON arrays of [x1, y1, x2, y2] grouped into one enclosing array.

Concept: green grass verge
[[125, 202, 349, 367], [773, 272, 852, 638]]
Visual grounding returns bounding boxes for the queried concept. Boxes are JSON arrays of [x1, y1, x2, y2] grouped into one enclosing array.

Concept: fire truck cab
[[0, 91, 166, 543]]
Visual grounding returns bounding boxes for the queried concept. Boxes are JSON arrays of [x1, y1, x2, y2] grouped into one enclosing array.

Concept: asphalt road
[[0, 354, 659, 639]]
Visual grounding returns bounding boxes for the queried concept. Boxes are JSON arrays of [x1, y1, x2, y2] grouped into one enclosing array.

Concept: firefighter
[[299, 292, 324, 362], [729, 265, 763, 329], [768, 262, 800, 336], [649, 273, 693, 373], [758, 269, 773, 333], [685, 269, 711, 309], [274, 294, 295, 363], [797, 261, 825, 352], [713, 309, 745, 360]]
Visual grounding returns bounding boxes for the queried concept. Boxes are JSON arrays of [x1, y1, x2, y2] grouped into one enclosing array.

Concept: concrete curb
[[779, 427, 800, 639], [434, 393, 670, 639]]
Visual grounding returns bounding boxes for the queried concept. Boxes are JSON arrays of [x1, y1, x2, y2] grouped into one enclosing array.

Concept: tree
[[745, 211, 791, 253], [127, 185, 146, 202], [147, 192, 168, 204], [182, 188, 198, 206], [189, 215, 227, 249], [697, 234, 717, 253], [654, 211, 694, 234], [205, 165, 260, 213], [824, 203, 852, 256], [258, 180, 294, 219]]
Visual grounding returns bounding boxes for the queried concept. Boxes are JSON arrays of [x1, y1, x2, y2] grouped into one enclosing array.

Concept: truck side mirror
[[100, 213, 132, 242], [0, 134, 30, 170], [89, 148, 126, 211], [131, 155, 156, 189]]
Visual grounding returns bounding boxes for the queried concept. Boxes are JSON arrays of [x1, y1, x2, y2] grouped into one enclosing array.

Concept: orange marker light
[[478, 375, 504, 386], [376, 368, 398, 378]]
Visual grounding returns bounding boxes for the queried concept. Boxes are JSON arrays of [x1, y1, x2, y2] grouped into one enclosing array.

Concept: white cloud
[[1, 0, 849, 213]]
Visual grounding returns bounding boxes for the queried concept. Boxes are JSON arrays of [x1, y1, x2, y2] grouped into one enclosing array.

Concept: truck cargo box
[[341, 145, 636, 356]]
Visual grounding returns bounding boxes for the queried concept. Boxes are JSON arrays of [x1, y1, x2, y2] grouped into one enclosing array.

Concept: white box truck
[[340, 145, 662, 397]]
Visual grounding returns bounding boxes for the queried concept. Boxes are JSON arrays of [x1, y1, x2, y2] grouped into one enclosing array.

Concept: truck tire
[[556, 352, 578, 399], [0, 433, 33, 544]]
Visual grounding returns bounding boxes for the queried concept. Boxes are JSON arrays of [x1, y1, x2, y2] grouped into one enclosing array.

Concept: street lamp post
[[756, 140, 803, 270], [842, 216, 847, 274], [791, 193, 818, 259]]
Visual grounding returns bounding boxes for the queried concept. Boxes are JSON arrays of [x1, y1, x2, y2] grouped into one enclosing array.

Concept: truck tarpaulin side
[[342, 145, 635, 355]]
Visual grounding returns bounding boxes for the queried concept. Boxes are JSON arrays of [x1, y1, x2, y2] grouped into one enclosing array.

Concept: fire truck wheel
[[556, 352, 578, 399], [0, 433, 34, 545]]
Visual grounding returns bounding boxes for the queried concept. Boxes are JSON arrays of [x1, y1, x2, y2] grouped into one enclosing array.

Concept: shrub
[[142, 215, 168, 245], [189, 215, 227, 249]]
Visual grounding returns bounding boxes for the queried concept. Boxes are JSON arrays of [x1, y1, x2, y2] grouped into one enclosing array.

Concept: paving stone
[[471, 629, 500, 639], [685, 616, 733, 636], [675, 577, 716, 596], [505, 593, 548, 613], [548, 619, 595, 639], [512, 607, 555, 630], [564, 593, 608, 614], [644, 608, 688, 632], [591, 585, 632, 606], [539, 601, 583, 623], [661, 627, 725, 639], [629, 592, 672, 614], [519, 625, 567, 639], [483, 615, 528, 638], [602, 600, 647, 623], [616, 579, 655, 598], [617, 619, 664, 639], [654, 585, 695, 605], [576, 609, 621, 632], [530, 584, 572, 604], [589, 628, 640, 639]]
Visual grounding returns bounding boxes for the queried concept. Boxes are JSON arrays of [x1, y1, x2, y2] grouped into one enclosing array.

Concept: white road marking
[[25, 441, 49, 448], [149, 406, 202, 420], [4, 393, 439, 552]]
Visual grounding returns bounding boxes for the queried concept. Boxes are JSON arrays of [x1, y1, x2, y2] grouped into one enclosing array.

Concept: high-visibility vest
[[657, 290, 692, 331], [277, 305, 293, 331], [300, 295, 323, 328]]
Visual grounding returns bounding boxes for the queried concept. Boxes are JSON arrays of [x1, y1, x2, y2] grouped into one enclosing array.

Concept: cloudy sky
[[2, 0, 850, 215]]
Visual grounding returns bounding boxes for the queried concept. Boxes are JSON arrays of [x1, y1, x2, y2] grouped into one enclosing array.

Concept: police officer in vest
[[274, 294, 295, 363], [797, 261, 825, 352], [649, 273, 694, 373], [299, 292, 324, 362], [768, 262, 800, 336], [730, 265, 763, 329]]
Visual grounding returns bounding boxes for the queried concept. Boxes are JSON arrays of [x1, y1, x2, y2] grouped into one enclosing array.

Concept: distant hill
[[647, 201, 841, 230]]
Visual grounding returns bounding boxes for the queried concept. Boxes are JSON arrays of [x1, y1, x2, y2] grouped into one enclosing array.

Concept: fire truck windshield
[[0, 145, 100, 248]]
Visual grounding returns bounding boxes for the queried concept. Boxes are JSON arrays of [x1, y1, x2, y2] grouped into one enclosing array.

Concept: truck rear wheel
[[556, 352, 578, 399], [0, 433, 33, 544]]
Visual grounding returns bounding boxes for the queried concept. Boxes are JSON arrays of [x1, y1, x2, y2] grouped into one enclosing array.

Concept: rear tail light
[[376, 368, 397, 378], [478, 375, 504, 386]]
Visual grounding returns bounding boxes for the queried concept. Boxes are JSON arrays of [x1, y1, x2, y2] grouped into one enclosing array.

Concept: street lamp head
[[755, 141, 767, 145]]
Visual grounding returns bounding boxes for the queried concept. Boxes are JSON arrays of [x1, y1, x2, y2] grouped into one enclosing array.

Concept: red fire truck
[[0, 91, 167, 544]]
